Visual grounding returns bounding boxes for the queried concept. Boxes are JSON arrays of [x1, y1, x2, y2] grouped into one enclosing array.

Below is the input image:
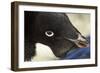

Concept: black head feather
[[24, 11, 88, 61]]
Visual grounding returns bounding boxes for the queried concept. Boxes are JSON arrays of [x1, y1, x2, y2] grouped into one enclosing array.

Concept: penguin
[[24, 11, 89, 61]]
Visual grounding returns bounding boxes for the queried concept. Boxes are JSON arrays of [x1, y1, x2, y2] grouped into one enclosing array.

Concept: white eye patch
[[45, 31, 54, 37]]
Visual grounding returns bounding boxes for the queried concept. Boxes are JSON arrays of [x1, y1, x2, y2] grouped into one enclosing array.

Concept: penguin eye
[[45, 31, 54, 37]]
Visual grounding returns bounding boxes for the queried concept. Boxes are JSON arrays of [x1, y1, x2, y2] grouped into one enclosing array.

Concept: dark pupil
[[47, 31, 52, 35]]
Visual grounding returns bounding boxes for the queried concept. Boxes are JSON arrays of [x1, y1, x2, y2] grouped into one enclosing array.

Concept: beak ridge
[[65, 34, 89, 48]]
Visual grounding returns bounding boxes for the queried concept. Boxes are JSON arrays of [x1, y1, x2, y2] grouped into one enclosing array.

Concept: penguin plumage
[[24, 11, 88, 61]]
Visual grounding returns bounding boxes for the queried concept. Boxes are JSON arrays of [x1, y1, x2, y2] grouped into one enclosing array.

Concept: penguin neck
[[31, 43, 59, 61]]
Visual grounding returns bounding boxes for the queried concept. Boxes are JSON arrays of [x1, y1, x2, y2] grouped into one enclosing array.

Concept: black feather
[[24, 11, 87, 61]]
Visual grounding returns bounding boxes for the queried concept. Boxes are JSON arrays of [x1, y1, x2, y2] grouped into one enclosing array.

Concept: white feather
[[31, 43, 59, 61]]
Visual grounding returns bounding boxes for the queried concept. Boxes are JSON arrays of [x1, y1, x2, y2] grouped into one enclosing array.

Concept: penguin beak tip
[[76, 40, 89, 48]]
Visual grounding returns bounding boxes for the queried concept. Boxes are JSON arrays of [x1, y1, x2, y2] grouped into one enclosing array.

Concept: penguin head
[[33, 12, 89, 58]]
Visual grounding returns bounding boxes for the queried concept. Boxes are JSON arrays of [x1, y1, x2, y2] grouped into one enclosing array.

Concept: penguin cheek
[[52, 48, 69, 58], [50, 39, 75, 58]]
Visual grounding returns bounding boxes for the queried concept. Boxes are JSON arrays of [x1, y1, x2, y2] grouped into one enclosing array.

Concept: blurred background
[[67, 13, 90, 37]]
